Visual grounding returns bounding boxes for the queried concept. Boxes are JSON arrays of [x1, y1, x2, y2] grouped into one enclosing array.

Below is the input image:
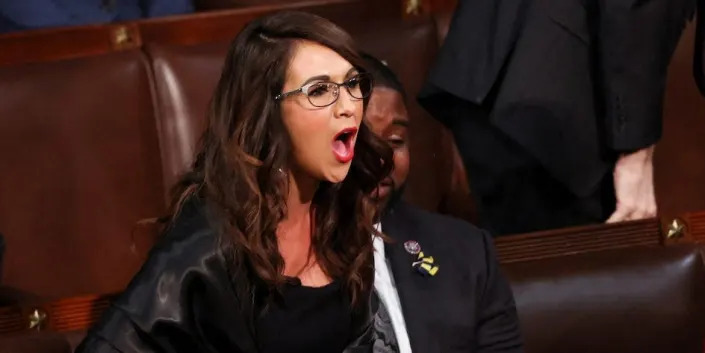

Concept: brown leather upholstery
[[656, 22, 705, 221], [504, 245, 705, 353], [0, 52, 165, 298], [0, 24, 142, 67], [0, 332, 71, 353], [148, 42, 229, 193]]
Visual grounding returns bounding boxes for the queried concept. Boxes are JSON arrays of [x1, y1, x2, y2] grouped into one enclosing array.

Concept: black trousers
[[447, 104, 616, 236]]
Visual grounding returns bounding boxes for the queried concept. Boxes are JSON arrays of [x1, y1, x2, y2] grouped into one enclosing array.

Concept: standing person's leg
[[476, 164, 615, 235], [447, 102, 615, 235]]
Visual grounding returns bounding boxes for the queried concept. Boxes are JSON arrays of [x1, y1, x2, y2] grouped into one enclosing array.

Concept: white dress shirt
[[373, 223, 413, 353]]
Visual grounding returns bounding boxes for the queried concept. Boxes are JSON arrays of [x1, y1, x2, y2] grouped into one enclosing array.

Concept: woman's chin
[[323, 165, 352, 184]]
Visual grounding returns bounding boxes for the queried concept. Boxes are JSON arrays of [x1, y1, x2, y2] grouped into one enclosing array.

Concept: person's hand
[[606, 146, 657, 223]]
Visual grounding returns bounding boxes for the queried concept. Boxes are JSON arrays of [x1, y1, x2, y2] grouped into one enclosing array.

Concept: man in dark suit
[[364, 54, 523, 353], [418, 0, 696, 235]]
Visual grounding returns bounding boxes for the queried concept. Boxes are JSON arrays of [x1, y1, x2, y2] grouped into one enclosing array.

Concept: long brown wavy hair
[[168, 11, 393, 308]]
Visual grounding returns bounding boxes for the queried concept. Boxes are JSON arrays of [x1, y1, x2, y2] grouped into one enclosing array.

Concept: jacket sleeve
[[598, 0, 695, 151], [343, 314, 375, 353], [475, 231, 524, 353], [75, 200, 257, 353]]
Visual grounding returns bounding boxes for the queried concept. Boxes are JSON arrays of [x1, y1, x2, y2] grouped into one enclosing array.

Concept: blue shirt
[[0, 0, 194, 33]]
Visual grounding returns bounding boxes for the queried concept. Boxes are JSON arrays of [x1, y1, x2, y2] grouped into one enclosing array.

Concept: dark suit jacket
[[75, 198, 374, 353], [381, 202, 523, 352], [419, 0, 695, 196]]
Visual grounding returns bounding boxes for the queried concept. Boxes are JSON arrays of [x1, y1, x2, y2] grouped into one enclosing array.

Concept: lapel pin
[[411, 249, 439, 277], [404, 240, 421, 255]]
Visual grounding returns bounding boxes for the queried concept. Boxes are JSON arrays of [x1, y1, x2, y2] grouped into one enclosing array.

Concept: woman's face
[[279, 40, 364, 184]]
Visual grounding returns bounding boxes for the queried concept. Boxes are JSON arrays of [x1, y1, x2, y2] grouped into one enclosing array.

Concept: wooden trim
[[670, 210, 705, 243], [689, 211, 705, 241], [0, 293, 116, 335], [47, 294, 116, 333], [0, 24, 141, 67], [0, 306, 24, 333], [496, 218, 662, 263]]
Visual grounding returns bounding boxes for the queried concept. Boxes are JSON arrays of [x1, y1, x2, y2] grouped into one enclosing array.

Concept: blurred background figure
[[419, 0, 696, 235], [0, 0, 194, 33]]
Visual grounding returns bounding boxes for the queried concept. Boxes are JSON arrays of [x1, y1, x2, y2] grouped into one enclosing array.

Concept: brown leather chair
[[504, 245, 705, 353], [0, 51, 165, 299], [147, 41, 229, 194], [655, 22, 705, 221]]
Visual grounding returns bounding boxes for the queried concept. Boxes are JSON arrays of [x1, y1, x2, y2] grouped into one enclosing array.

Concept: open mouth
[[332, 127, 358, 163]]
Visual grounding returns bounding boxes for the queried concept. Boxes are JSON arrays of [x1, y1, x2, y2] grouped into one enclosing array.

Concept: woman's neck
[[282, 167, 317, 226], [277, 167, 327, 283]]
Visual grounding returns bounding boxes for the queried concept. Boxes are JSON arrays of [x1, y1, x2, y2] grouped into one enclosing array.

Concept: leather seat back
[[0, 52, 165, 298], [504, 245, 705, 353], [148, 41, 229, 192]]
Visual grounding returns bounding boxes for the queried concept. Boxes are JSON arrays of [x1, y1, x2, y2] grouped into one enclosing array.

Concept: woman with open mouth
[[76, 11, 392, 353]]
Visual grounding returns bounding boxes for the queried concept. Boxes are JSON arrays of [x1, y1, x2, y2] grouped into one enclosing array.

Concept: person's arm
[[475, 231, 523, 352], [598, 0, 693, 152], [598, 0, 694, 222]]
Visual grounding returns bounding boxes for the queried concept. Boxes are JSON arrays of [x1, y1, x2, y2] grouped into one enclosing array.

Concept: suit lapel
[[381, 204, 437, 353]]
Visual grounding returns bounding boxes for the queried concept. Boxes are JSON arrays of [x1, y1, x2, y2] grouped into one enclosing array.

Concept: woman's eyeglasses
[[275, 73, 373, 108]]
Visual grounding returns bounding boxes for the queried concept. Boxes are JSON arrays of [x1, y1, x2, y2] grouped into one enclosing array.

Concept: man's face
[[365, 87, 410, 207]]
